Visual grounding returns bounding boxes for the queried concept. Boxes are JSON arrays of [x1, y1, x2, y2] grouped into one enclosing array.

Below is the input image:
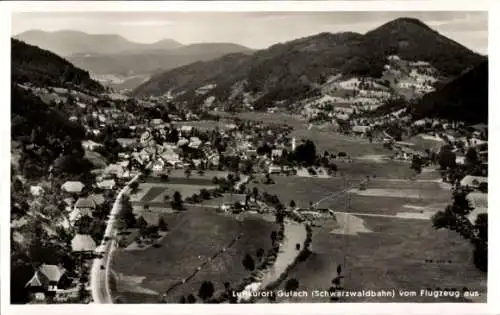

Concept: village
[[11, 72, 489, 303]]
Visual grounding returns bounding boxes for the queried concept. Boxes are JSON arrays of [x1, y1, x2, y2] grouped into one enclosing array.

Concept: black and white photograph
[[3, 1, 495, 313]]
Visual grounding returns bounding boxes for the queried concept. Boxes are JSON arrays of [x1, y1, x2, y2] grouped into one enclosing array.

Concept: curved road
[[90, 173, 141, 303]]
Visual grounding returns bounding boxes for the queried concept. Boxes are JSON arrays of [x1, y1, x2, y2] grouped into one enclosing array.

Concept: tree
[[129, 181, 139, 192], [465, 147, 479, 165], [411, 155, 423, 174], [187, 294, 197, 304], [136, 216, 148, 235], [171, 191, 184, 210], [292, 139, 317, 166], [284, 278, 299, 292], [252, 187, 259, 200], [289, 200, 296, 208], [256, 248, 265, 261], [198, 281, 215, 300], [270, 231, 277, 244], [432, 189, 485, 271], [74, 215, 93, 234], [242, 253, 255, 271], [438, 145, 456, 170], [116, 195, 136, 230], [200, 189, 211, 200], [158, 217, 168, 231]]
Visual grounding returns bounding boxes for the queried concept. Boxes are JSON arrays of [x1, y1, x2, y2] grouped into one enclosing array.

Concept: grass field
[[247, 176, 361, 209], [273, 216, 487, 303], [140, 186, 166, 202], [163, 215, 278, 303], [111, 208, 276, 303], [291, 128, 390, 157]]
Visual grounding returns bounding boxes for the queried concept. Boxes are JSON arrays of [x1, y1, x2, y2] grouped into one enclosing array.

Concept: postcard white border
[[1, 1, 498, 315]]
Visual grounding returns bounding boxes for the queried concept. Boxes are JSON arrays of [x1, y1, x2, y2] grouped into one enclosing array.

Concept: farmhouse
[[71, 234, 97, 254], [460, 176, 487, 190], [219, 193, 247, 212], [25, 264, 69, 301]]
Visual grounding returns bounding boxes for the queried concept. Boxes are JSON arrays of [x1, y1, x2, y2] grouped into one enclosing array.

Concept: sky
[[12, 11, 488, 54]]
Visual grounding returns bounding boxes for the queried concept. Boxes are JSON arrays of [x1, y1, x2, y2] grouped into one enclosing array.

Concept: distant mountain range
[[66, 42, 253, 76], [14, 30, 254, 88], [132, 18, 486, 107], [11, 38, 103, 92], [14, 30, 183, 56]]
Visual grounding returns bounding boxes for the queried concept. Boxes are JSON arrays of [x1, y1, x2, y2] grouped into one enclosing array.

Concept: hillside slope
[[411, 60, 488, 124], [132, 18, 485, 108], [14, 30, 183, 56], [12, 38, 104, 92]]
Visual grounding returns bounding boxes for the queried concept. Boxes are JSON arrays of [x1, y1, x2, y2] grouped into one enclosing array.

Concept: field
[[247, 176, 361, 209], [111, 208, 277, 303], [272, 216, 486, 303], [162, 214, 278, 303]]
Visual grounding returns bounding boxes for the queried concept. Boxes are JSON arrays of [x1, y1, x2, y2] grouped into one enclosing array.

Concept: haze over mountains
[[14, 30, 254, 88], [14, 30, 184, 56]]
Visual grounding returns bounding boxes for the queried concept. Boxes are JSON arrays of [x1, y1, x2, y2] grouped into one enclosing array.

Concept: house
[[180, 125, 193, 136], [466, 192, 488, 224], [74, 197, 97, 211], [460, 175, 487, 190], [89, 194, 105, 207], [268, 165, 281, 174], [96, 179, 116, 190], [177, 137, 189, 147], [152, 158, 166, 173], [219, 193, 248, 212], [271, 149, 283, 159], [61, 181, 85, 194], [188, 137, 202, 149], [71, 234, 97, 254], [82, 140, 103, 151], [455, 155, 466, 166], [30, 185, 44, 197], [150, 118, 164, 125], [104, 164, 125, 178], [352, 125, 371, 136], [25, 264, 68, 299]]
